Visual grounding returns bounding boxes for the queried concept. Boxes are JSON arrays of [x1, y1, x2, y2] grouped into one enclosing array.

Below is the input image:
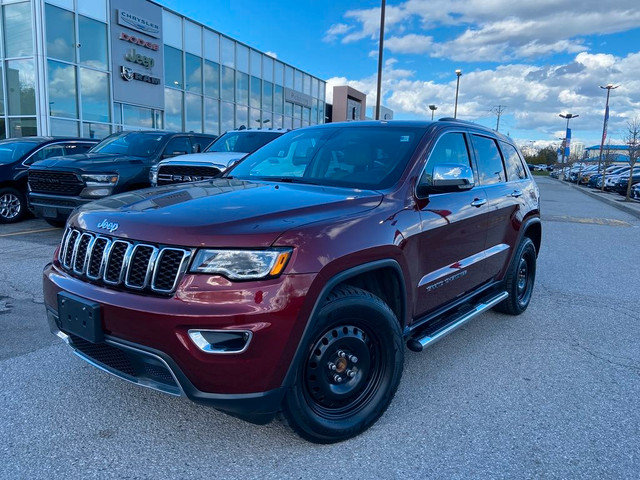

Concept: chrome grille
[[60, 228, 191, 295]]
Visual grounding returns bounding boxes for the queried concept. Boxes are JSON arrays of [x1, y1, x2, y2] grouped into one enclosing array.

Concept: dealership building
[[0, 0, 327, 139]]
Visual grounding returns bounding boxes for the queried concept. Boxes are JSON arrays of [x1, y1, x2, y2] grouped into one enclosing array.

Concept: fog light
[[188, 329, 252, 354]]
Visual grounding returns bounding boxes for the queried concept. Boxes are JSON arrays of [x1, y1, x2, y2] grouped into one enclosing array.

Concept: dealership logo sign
[[119, 32, 159, 51], [120, 66, 160, 85], [118, 9, 160, 38], [125, 48, 155, 69]]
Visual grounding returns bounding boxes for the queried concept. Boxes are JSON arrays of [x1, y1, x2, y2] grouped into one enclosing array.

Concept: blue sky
[[158, 0, 640, 151]]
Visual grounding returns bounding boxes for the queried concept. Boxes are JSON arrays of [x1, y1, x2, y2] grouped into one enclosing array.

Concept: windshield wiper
[[259, 176, 321, 185]]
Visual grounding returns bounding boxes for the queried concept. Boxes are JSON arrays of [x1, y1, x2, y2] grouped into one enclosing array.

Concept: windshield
[[0, 142, 38, 165], [206, 131, 282, 154], [228, 125, 426, 190], [90, 132, 166, 157]]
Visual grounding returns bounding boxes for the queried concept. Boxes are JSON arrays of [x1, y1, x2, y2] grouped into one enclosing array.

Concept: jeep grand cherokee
[[43, 120, 541, 443]]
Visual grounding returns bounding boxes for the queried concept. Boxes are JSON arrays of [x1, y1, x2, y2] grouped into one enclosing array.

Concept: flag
[[565, 127, 571, 159]]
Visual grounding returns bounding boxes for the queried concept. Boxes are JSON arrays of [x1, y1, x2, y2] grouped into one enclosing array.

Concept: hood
[[161, 151, 247, 168], [30, 153, 143, 171], [71, 178, 383, 248]]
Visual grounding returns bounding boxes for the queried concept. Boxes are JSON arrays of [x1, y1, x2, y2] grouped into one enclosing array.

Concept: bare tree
[[623, 118, 640, 201]]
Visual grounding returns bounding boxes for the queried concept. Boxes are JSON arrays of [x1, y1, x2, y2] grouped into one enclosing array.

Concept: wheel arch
[[521, 216, 541, 255]]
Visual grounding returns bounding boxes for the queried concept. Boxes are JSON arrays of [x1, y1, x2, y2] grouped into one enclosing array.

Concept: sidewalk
[[565, 180, 640, 220]]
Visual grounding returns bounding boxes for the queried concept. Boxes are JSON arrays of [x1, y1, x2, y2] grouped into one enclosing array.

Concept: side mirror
[[417, 163, 475, 196]]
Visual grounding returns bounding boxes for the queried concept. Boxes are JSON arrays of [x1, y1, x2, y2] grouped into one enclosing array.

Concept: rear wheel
[[0, 187, 27, 224], [494, 237, 537, 315], [283, 286, 404, 443]]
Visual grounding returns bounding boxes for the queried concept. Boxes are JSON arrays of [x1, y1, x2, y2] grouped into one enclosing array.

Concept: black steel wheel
[[283, 286, 403, 443], [494, 237, 537, 315], [0, 187, 27, 224]]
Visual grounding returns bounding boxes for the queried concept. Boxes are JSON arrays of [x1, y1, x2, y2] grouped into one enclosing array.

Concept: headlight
[[81, 174, 119, 186], [190, 248, 292, 280], [150, 166, 158, 185]]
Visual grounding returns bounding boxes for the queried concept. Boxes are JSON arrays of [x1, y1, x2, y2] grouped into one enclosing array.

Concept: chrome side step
[[407, 291, 508, 352]]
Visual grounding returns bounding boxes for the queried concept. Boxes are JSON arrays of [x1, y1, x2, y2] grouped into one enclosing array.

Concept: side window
[[163, 137, 191, 156], [192, 135, 215, 153], [420, 132, 471, 186], [63, 143, 93, 156], [500, 141, 527, 181], [472, 135, 506, 185], [25, 145, 66, 164]]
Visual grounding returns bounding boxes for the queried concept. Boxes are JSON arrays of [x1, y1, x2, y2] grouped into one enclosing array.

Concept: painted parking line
[[0, 227, 60, 238], [543, 215, 631, 227]]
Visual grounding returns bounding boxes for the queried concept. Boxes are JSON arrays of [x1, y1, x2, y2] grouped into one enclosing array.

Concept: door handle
[[509, 190, 523, 198], [470, 198, 487, 207]]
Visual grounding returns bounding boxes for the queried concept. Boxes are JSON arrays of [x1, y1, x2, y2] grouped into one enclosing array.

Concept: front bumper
[[43, 262, 318, 423], [29, 193, 90, 221]]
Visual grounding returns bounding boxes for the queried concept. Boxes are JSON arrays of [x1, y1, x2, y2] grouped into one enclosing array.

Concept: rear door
[[413, 131, 491, 318]]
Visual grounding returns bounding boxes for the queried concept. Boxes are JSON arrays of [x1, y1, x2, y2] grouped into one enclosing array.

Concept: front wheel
[[283, 286, 404, 443], [494, 237, 537, 315], [0, 187, 27, 224]]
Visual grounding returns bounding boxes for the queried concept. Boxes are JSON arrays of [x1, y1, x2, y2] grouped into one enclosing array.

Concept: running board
[[407, 291, 509, 352]]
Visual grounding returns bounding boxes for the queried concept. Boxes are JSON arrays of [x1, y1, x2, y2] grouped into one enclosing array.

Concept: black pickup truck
[[28, 131, 216, 226]]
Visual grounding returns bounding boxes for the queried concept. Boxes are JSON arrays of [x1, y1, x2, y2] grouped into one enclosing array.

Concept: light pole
[[374, 0, 386, 120], [453, 69, 462, 119], [559, 113, 578, 163], [428, 104, 437, 121], [597, 84, 619, 192]]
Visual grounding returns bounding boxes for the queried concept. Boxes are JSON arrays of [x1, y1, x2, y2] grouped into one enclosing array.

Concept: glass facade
[[0, 0, 325, 139]]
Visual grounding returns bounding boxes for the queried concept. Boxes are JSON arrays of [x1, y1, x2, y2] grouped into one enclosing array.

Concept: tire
[[0, 187, 28, 224], [45, 218, 66, 228], [283, 286, 404, 443], [494, 237, 537, 315]]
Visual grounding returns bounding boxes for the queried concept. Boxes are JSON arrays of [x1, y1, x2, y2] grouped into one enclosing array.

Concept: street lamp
[[428, 104, 437, 121], [559, 113, 578, 163], [454, 69, 462, 119], [597, 83, 619, 191], [375, 0, 386, 120]]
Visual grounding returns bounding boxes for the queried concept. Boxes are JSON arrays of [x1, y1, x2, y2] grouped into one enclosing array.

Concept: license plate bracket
[[58, 292, 103, 343]]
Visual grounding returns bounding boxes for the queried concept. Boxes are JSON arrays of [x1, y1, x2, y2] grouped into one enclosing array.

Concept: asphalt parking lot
[[1, 176, 639, 479]]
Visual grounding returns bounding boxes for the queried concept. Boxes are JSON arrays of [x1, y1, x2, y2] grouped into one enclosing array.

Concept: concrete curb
[[565, 181, 640, 220]]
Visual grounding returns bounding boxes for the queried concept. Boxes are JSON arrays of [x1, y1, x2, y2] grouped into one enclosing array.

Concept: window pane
[[262, 81, 272, 112], [294, 70, 302, 91], [7, 59, 36, 115], [46, 0, 73, 9], [185, 93, 202, 132], [472, 135, 506, 185], [9, 117, 37, 137], [263, 55, 273, 82], [164, 46, 183, 88], [221, 37, 234, 68], [79, 16, 108, 70], [220, 66, 234, 102], [236, 72, 248, 105], [273, 85, 283, 115], [83, 122, 110, 139], [274, 61, 284, 86], [45, 4, 75, 62], [311, 99, 318, 125], [77, 0, 106, 22], [236, 44, 249, 74], [184, 21, 201, 56], [50, 118, 79, 136], [185, 53, 202, 93], [165, 88, 183, 131], [80, 68, 109, 122], [249, 107, 260, 128], [318, 100, 325, 123], [48, 60, 77, 118], [204, 60, 219, 98], [250, 50, 261, 77], [113, 102, 122, 124], [284, 101, 293, 117], [162, 10, 182, 49], [4, 3, 33, 57], [220, 101, 234, 132], [0, 65, 4, 115], [236, 105, 248, 129], [204, 30, 219, 62], [273, 114, 283, 129], [285, 66, 293, 89], [500, 141, 527, 181], [123, 104, 153, 128], [250, 76, 260, 108], [204, 97, 219, 136]]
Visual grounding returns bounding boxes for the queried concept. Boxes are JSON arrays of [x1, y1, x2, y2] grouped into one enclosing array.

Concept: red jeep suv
[[43, 120, 541, 443]]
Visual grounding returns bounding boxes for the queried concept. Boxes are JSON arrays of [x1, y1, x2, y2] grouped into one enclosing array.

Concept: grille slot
[[29, 171, 84, 196], [59, 228, 191, 295]]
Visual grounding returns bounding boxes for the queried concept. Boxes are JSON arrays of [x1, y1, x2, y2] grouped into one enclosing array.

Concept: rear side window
[[472, 135, 506, 185], [500, 141, 527, 181], [420, 132, 471, 187]]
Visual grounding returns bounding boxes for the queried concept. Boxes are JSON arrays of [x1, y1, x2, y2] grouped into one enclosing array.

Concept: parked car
[[589, 165, 629, 188], [42, 119, 541, 443], [631, 182, 640, 200], [28, 131, 216, 226], [150, 128, 287, 187], [613, 171, 640, 195], [0, 137, 98, 223], [604, 166, 639, 190]]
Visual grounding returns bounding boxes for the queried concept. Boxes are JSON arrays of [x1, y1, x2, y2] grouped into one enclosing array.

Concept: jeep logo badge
[[97, 219, 119, 233]]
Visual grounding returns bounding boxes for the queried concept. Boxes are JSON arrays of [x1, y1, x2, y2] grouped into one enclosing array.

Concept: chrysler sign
[[117, 9, 160, 38]]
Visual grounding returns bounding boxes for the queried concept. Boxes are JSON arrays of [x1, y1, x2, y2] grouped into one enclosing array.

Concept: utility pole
[[492, 105, 506, 131], [375, 0, 386, 120]]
